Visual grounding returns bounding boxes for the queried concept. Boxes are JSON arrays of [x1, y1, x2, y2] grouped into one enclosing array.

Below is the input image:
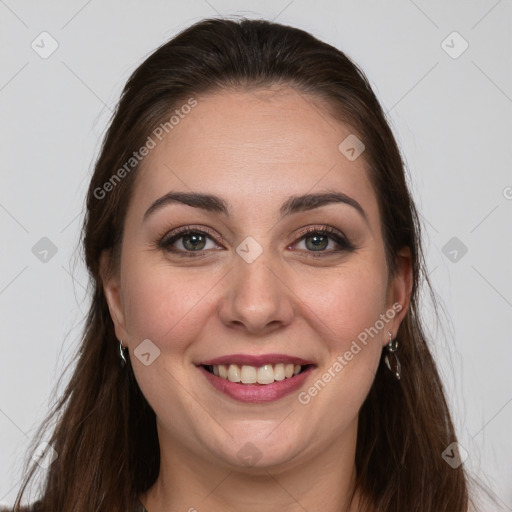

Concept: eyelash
[[157, 225, 355, 259]]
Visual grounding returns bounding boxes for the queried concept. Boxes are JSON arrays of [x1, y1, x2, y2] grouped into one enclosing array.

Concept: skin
[[102, 86, 413, 512]]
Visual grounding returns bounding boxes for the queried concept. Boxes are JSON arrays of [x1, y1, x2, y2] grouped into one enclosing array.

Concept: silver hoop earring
[[384, 331, 401, 380], [119, 340, 128, 368]]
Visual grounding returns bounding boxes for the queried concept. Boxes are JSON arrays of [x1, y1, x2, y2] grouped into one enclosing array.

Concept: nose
[[217, 248, 295, 336]]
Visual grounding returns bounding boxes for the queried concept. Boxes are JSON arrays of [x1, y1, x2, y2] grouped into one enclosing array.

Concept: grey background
[[1, 0, 511, 508]]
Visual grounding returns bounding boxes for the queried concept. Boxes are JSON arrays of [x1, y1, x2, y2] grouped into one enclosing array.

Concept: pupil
[[306, 234, 327, 251], [183, 234, 205, 251]]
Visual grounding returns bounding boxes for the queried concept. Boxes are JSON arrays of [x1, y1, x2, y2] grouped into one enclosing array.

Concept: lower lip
[[197, 365, 315, 403]]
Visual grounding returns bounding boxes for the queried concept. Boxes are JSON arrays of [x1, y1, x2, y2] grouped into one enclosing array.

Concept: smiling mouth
[[202, 363, 313, 385]]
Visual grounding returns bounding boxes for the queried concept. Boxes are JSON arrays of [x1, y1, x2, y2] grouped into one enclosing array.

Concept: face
[[102, 86, 411, 473]]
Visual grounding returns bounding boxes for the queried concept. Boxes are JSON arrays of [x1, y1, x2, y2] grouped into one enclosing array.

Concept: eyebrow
[[143, 190, 368, 224]]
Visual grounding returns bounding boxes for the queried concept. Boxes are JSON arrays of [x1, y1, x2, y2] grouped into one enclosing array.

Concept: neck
[[141, 421, 363, 512]]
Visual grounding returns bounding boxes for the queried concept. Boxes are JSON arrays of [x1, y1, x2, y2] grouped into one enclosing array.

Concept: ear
[[385, 246, 413, 343], [100, 250, 129, 342]]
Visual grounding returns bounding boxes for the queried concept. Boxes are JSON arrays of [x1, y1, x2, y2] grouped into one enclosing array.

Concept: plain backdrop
[[1, 0, 511, 508]]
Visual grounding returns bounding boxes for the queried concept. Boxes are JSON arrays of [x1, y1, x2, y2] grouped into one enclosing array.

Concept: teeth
[[227, 364, 241, 383], [274, 363, 285, 381], [208, 363, 306, 385], [218, 364, 228, 379], [257, 364, 275, 384], [241, 365, 257, 384]]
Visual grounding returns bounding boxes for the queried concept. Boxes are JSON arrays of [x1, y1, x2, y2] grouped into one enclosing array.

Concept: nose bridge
[[219, 239, 294, 333]]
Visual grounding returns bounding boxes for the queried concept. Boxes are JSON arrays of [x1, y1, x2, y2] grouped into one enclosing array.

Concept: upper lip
[[197, 353, 316, 367]]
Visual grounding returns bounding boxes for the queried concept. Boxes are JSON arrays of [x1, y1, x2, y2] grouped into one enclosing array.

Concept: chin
[[209, 437, 305, 474]]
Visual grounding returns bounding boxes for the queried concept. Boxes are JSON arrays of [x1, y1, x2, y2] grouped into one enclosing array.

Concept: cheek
[[120, 234, 390, 356], [293, 264, 389, 426], [295, 261, 389, 351], [120, 258, 219, 350]]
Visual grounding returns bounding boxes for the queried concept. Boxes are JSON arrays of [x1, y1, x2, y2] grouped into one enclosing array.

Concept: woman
[[10, 17, 476, 512]]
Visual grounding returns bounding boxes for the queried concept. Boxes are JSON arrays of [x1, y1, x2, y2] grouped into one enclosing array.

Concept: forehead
[[132, 87, 378, 223]]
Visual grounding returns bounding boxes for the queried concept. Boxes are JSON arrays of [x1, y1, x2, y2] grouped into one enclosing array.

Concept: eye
[[158, 226, 222, 257], [157, 224, 355, 259], [291, 226, 355, 255]]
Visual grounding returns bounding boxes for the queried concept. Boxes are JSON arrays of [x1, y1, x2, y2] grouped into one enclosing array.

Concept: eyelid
[[291, 225, 355, 252], [158, 225, 225, 246], [293, 224, 347, 241], [157, 224, 354, 256]]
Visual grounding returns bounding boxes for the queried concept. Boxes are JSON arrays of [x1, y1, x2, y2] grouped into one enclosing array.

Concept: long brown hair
[[11, 17, 476, 511]]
